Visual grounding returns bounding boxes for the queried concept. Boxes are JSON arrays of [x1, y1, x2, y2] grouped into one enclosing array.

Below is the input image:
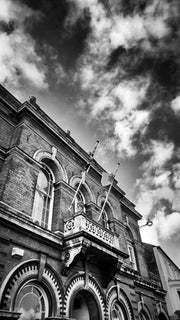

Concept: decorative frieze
[[64, 213, 120, 249]]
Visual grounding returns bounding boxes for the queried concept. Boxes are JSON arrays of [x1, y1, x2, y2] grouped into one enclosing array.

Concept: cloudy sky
[[1, 0, 180, 267]]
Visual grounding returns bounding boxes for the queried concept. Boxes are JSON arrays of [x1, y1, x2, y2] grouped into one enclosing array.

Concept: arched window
[[71, 290, 100, 320], [111, 301, 127, 320], [14, 282, 50, 320], [101, 208, 109, 229], [99, 201, 111, 229], [74, 185, 86, 213], [32, 163, 54, 229]]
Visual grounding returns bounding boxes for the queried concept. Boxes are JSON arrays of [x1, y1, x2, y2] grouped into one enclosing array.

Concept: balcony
[[63, 212, 128, 287], [64, 212, 121, 252]]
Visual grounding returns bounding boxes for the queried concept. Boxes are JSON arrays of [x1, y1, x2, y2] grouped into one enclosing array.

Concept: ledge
[[0, 201, 63, 246], [0, 310, 21, 320]]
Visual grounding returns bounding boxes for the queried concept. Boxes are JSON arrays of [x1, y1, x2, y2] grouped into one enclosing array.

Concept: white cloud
[[0, 0, 36, 23], [68, 0, 173, 161], [136, 186, 174, 217], [0, 0, 47, 90], [136, 190, 156, 218], [112, 80, 148, 112], [142, 140, 174, 169], [115, 121, 137, 157], [140, 209, 180, 245], [171, 96, 180, 114], [91, 95, 114, 117], [66, 0, 180, 252], [155, 209, 180, 240], [81, 65, 95, 89], [140, 220, 159, 245], [110, 15, 146, 49], [136, 141, 175, 217], [152, 170, 170, 187], [82, 75, 150, 157], [172, 163, 180, 188], [172, 190, 180, 211]]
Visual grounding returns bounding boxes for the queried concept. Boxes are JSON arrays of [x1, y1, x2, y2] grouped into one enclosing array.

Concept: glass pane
[[32, 192, 44, 225], [19, 293, 40, 313], [15, 284, 47, 320], [111, 303, 125, 320], [112, 309, 120, 320], [37, 171, 49, 193], [33, 164, 54, 230]]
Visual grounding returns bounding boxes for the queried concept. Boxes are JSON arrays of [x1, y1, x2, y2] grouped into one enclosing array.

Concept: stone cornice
[[0, 201, 63, 246]]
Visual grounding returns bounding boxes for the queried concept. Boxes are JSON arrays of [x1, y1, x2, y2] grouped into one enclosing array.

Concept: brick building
[[0, 84, 169, 320], [144, 244, 180, 320]]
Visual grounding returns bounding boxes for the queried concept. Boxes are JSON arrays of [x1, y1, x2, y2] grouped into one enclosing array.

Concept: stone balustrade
[[64, 213, 120, 249]]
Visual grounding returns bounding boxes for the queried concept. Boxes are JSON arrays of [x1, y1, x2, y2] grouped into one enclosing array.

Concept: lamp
[[139, 218, 153, 228]]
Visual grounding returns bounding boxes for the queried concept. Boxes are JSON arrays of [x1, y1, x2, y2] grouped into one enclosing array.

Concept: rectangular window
[[128, 244, 137, 270]]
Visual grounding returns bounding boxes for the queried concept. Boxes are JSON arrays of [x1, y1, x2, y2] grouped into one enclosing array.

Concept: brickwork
[[1, 153, 36, 216], [0, 117, 14, 149]]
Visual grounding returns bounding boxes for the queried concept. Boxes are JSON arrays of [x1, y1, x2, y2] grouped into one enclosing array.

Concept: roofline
[[0, 84, 140, 215], [143, 242, 180, 271]]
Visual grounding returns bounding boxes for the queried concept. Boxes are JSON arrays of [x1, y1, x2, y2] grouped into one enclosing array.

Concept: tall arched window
[[74, 187, 86, 213], [101, 208, 109, 229], [32, 163, 54, 229], [99, 201, 110, 229]]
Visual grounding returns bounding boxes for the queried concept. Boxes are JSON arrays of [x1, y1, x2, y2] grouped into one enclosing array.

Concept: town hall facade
[[0, 85, 169, 320]]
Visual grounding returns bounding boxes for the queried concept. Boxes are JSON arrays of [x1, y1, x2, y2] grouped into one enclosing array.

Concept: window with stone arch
[[1, 261, 63, 319], [32, 162, 55, 229], [32, 150, 68, 231], [14, 281, 50, 320], [98, 198, 113, 230], [101, 203, 110, 229], [72, 180, 92, 214]]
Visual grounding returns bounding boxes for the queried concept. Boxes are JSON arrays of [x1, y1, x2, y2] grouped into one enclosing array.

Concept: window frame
[[14, 282, 50, 320], [74, 186, 86, 213], [101, 209, 110, 229], [111, 301, 127, 320], [127, 243, 137, 270], [32, 163, 55, 230]]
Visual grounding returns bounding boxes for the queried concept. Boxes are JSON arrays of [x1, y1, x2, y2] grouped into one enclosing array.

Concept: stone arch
[[0, 260, 63, 316], [64, 273, 105, 319], [106, 286, 133, 320], [33, 149, 68, 183], [70, 175, 94, 203], [125, 222, 138, 241], [32, 150, 68, 230]]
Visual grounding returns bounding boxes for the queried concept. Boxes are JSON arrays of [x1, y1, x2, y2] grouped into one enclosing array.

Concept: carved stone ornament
[[62, 247, 82, 268]]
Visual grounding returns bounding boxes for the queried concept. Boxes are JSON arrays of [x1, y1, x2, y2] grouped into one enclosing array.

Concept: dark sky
[[1, 0, 180, 267]]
